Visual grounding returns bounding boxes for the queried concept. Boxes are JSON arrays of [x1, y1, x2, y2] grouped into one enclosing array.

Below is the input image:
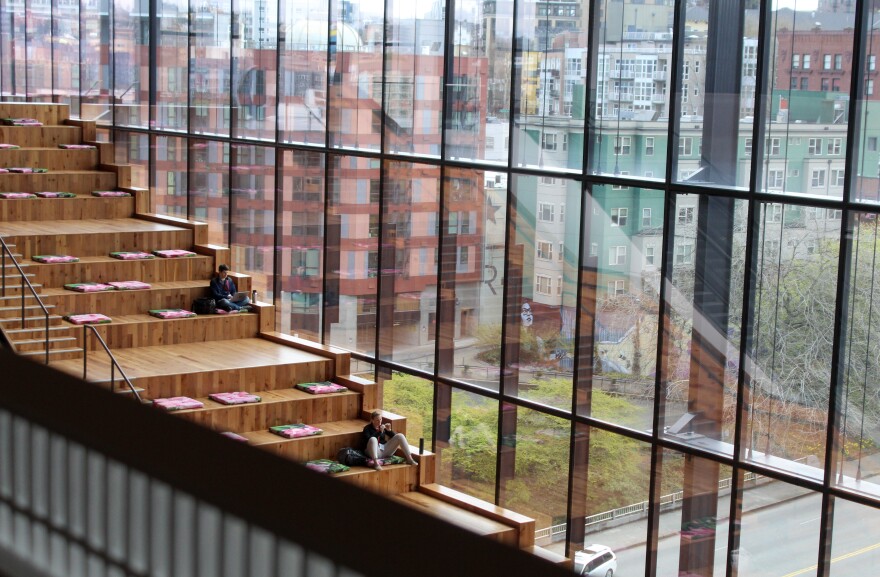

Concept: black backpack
[[192, 297, 216, 315], [336, 447, 368, 467]]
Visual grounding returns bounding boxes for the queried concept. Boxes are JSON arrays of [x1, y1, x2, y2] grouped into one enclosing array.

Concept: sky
[[773, 0, 819, 10]]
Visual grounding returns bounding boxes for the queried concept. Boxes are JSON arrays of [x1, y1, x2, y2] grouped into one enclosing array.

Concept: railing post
[[1, 245, 5, 296], [44, 314, 49, 365], [83, 326, 88, 380], [20, 285, 25, 329]]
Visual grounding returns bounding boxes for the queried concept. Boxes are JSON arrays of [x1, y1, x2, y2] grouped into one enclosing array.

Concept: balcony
[[609, 69, 636, 80], [609, 91, 635, 102]]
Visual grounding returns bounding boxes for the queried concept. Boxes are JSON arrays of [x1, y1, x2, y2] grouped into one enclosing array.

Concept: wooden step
[[41, 281, 216, 317], [0, 195, 135, 222], [11, 335, 78, 352], [4, 324, 71, 337], [235, 419, 366, 464], [393, 491, 518, 546], [0, 147, 99, 170], [524, 546, 572, 569], [0, 303, 56, 317], [18, 347, 83, 361], [25, 255, 216, 287], [0, 314, 63, 329], [173, 387, 361, 432], [0, 103, 70, 125], [0, 170, 118, 195], [0, 284, 44, 296], [0, 125, 82, 148], [0, 217, 193, 258], [335, 461, 422, 496]]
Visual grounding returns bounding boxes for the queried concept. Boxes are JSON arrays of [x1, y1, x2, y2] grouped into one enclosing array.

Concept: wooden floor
[[0, 217, 184, 236], [50, 338, 328, 381]]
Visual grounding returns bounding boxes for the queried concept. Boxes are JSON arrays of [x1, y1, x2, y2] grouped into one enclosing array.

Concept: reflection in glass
[[156, 4, 189, 131], [379, 162, 439, 373], [582, 185, 663, 432], [80, 0, 112, 122], [446, 0, 512, 164], [114, 132, 150, 191], [327, 1, 381, 151], [190, 0, 231, 136], [113, 0, 148, 128], [829, 497, 880, 577], [232, 0, 278, 141], [508, 174, 580, 412], [745, 202, 836, 481], [437, 168, 506, 390], [853, 1, 880, 204], [279, 150, 324, 341], [278, 1, 328, 146], [379, 372, 433, 449], [190, 140, 229, 247], [230, 145, 275, 300], [435, 385, 498, 504], [28, 4, 52, 102], [839, 213, 880, 499], [153, 135, 188, 219], [325, 155, 380, 356]]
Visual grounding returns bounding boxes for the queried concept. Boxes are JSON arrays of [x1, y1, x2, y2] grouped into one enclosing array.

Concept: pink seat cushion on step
[[109, 251, 155, 260], [269, 424, 324, 439], [0, 192, 36, 199], [58, 144, 96, 149], [294, 381, 348, 395], [35, 191, 76, 198], [63, 313, 112, 325], [2, 118, 42, 126], [32, 255, 79, 264], [0, 143, 20, 149], [64, 283, 115, 293], [152, 397, 204, 411], [8, 167, 47, 173], [91, 190, 131, 197], [152, 249, 196, 258], [208, 392, 262, 405], [148, 309, 196, 319], [107, 280, 151, 290]]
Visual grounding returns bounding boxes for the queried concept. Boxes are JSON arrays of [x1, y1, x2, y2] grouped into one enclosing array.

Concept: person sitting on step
[[210, 264, 252, 312], [362, 410, 418, 471]]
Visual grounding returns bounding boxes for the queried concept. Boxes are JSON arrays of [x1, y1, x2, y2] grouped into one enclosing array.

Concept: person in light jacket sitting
[[361, 410, 418, 471]]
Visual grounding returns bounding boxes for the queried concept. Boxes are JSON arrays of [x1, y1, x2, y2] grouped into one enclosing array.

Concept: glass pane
[[511, 0, 585, 172], [379, 161, 439, 372], [737, 478, 819, 577], [27, 0, 52, 102], [445, 0, 513, 164], [190, 0, 231, 136], [153, 135, 188, 219], [435, 385, 498, 504], [745, 201, 837, 481], [279, 150, 324, 341], [53, 0, 80, 111], [760, 4, 854, 198], [156, 4, 189, 131], [661, 194, 746, 459], [80, 0, 112, 122], [113, 0, 148, 128], [656, 449, 728, 577], [829, 497, 880, 577], [232, 0, 278, 141], [380, 372, 433, 452], [190, 139, 229, 247], [591, 0, 674, 181], [579, 428, 651, 577], [508, 174, 580, 411], [278, 2, 327, 146], [327, 2, 380, 151], [231, 145, 275, 299], [498, 406, 569, 534], [854, 2, 880, 204], [438, 168, 507, 389], [384, 0, 443, 158], [325, 154, 379, 356], [114, 132, 150, 191], [838, 212, 880, 499], [582, 185, 664, 432]]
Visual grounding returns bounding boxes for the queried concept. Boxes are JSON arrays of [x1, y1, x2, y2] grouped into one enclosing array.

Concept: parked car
[[574, 544, 617, 577]]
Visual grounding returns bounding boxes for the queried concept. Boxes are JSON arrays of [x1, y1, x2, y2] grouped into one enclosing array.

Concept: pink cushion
[[295, 382, 348, 395], [220, 431, 249, 442], [153, 397, 204, 411], [109, 251, 155, 260], [35, 191, 76, 198], [2, 118, 42, 126], [148, 309, 196, 319], [152, 249, 196, 258], [91, 190, 131, 197], [32, 255, 79, 263], [58, 144, 96, 149], [64, 283, 115, 293], [64, 313, 112, 325], [0, 143, 19, 149], [8, 167, 47, 173], [107, 280, 151, 290], [269, 424, 324, 439], [208, 392, 262, 405], [0, 192, 36, 199]]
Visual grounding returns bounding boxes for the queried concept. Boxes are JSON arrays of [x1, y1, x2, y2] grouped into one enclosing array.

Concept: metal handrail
[[0, 236, 50, 364], [81, 324, 142, 403]]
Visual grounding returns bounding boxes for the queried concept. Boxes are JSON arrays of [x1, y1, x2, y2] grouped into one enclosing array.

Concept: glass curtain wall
[[15, 0, 880, 570]]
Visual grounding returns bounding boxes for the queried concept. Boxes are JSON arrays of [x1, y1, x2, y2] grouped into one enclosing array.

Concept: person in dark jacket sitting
[[362, 410, 418, 471], [210, 264, 252, 312]]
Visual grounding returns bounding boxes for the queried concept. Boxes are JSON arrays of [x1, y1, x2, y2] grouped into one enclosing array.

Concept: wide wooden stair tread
[[392, 491, 518, 546]]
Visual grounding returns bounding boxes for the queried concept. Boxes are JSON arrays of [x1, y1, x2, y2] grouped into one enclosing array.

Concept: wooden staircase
[[0, 102, 570, 569]]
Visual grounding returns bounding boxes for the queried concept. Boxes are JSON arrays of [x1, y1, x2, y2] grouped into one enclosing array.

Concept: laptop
[[234, 291, 250, 301]]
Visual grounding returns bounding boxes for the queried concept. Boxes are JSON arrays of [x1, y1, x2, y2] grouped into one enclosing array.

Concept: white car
[[574, 544, 617, 577]]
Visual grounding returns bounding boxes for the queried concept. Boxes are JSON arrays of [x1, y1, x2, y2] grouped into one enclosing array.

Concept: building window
[[801, 77, 809, 90], [558, 242, 564, 261], [824, 54, 832, 69], [869, 80, 875, 96], [869, 137, 878, 151], [792, 54, 800, 69], [832, 168, 845, 187], [675, 243, 694, 265], [767, 170, 784, 189], [744, 137, 752, 156], [542, 132, 557, 151], [678, 206, 695, 225], [808, 138, 823, 155], [537, 240, 553, 260], [769, 203, 783, 223], [766, 137, 781, 156], [590, 242, 598, 256], [642, 208, 652, 227], [536, 274, 552, 295], [538, 202, 554, 222], [614, 136, 631, 155], [829, 209, 842, 219], [811, 169, 826, 188], [645, 136, 654, 156], [608, 280, 626, 295], [541, 176, 556, 185], [645, 244, 656, 266], [834, 54, 842, 70], [827, 138, 842, 155], [821, 78, 830, 91], [870, 55, 877, 71], [611, 207, 628, 227], [803, 54, 811, 69], [609, 246, 627, 266], [679, 137, 693, 156]]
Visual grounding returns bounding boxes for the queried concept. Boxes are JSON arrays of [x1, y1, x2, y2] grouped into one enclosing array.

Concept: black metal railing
[[81, 324, 142, 403], [0, 236, 50, 364]]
